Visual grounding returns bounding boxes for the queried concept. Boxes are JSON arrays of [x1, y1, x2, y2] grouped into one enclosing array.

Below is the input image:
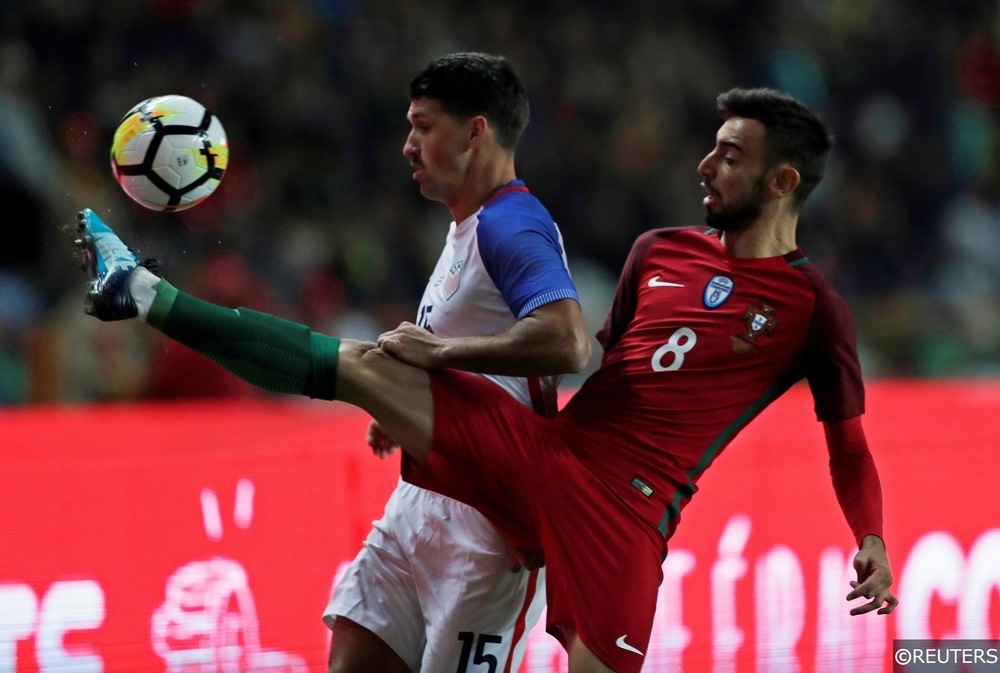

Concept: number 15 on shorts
[[457, 632, 503, 673]]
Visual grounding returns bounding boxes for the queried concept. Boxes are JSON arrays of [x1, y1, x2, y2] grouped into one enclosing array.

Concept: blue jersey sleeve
[[476, 195, 580, 320]]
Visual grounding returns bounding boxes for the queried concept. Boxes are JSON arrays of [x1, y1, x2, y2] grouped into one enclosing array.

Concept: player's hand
[[376, 322, 445, 369], [847, 534, 898, 615], [508, 548, 546, 572], [367, 419, 400, 458]]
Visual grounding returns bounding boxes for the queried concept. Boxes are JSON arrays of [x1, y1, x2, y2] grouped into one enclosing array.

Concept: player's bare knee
[[335, 339, 380, 401]]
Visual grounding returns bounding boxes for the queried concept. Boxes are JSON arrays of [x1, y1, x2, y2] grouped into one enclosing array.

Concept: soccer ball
[[110, 95, 228, 212]]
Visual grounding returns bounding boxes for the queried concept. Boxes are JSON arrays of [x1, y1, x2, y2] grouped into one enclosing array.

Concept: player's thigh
[[328, 617, 411, 673], [324, 513, 425, 672], [566, 631, 618, 673], [413, 503, 545, 673], [423, 568, 544, 673], [336, 339, 433, 456], [537, 460, 662, 673]]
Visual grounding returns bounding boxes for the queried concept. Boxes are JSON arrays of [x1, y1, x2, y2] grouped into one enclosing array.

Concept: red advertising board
[[2, 381, 998, 672]]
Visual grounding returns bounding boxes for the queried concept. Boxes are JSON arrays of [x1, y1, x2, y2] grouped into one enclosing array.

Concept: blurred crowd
[[1, 0, 998, 405]]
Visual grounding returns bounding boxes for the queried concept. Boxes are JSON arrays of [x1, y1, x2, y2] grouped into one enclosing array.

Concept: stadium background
[[1, 1, 999, 671]]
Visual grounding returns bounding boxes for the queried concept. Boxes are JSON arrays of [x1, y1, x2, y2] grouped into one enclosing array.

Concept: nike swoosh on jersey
[[615, 634, 644, 656], [648, 275, 685, 288]]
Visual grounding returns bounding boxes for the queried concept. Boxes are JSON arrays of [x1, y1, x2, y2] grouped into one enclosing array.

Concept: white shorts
[[324, 479, 545, 673]]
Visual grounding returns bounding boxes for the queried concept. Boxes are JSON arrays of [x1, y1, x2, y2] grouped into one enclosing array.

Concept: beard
[[704, 176, 767, 232]]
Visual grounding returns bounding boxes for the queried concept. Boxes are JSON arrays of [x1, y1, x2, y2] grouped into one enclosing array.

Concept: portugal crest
[[731, 302, 779, 354]]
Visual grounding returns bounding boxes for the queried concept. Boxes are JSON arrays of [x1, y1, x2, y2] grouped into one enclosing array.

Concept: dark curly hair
[[409, 52, 529, 152]]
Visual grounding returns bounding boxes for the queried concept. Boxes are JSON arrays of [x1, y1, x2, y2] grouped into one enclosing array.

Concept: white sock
[[128, 266, 161, 321]]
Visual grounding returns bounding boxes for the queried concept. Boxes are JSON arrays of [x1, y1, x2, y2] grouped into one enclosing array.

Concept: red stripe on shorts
[[503, 567, 540, 673], [527, 375, 553, 417]]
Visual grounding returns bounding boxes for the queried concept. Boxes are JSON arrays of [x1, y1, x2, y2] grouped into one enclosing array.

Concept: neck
[[447, 157, 517, 223], [720, 207, 798, 258]]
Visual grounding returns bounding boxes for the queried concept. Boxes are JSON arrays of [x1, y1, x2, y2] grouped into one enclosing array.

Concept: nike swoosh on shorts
[[615, 634, 644, 656]]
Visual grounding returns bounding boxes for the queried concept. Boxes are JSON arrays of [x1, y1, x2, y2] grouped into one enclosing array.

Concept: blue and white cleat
[[75, 208, 146, 321]]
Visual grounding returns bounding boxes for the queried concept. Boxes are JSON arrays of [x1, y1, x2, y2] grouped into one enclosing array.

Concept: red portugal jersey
[[555, 227, 865, 541]]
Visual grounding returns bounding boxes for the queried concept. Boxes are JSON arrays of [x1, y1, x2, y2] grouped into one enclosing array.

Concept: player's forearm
[[436, 299, 590, 375], [435, 327, 589, 376], [831, 452, 884, 543], [824, 417, 885, 544]]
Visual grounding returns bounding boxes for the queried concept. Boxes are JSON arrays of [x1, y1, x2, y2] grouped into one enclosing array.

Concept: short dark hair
[[716, 87, 834, 207], [409, 52, 529, 152]]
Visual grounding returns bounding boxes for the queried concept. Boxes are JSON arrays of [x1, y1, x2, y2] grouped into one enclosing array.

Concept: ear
[[769, 163, 801, 199], [467, 115, 488, 149]]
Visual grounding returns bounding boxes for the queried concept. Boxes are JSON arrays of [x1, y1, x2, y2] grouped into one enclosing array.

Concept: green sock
[[147, 280, 339, 400]]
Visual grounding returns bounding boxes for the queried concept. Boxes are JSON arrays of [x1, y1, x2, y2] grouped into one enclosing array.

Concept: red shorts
[[403, 369, 665, 673]]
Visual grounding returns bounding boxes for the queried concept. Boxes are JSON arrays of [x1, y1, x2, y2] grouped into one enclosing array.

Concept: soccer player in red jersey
[[78, 87, 897, 673]]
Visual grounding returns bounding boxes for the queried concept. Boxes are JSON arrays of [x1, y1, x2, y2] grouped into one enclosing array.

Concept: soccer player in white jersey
[[322, 52, 590, 673]]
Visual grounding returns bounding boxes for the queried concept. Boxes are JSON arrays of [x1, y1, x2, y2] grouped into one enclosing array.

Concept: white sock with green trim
[[128, 266, 161, 321]]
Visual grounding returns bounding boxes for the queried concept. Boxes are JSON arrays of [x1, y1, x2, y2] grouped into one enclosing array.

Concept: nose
[[403, 131, 417, 159], [697, 153, 713, 180]]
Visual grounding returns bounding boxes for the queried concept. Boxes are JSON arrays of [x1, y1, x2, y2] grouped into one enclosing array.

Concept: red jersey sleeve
[[799, 266, 865, 421], [795, 263, 882, 544], [824, 416, 884, 544]]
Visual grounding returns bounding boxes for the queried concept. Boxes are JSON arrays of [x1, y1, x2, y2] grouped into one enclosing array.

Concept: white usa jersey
[[415, 180, 579, 414], [325, 180, 580, 672]]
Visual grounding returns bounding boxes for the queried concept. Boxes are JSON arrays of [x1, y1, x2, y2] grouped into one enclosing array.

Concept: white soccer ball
[[110, 95, 228, 212]]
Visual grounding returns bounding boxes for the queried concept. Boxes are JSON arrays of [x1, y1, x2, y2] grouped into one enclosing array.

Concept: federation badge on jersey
[[731, 301, 779, 354], [442, 258, 465, 300], [703, 275, 734, 309]]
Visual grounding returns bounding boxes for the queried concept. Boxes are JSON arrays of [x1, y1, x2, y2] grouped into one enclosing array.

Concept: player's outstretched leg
[[75, 207, 342, 397], [73, 207, 436, 458]]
